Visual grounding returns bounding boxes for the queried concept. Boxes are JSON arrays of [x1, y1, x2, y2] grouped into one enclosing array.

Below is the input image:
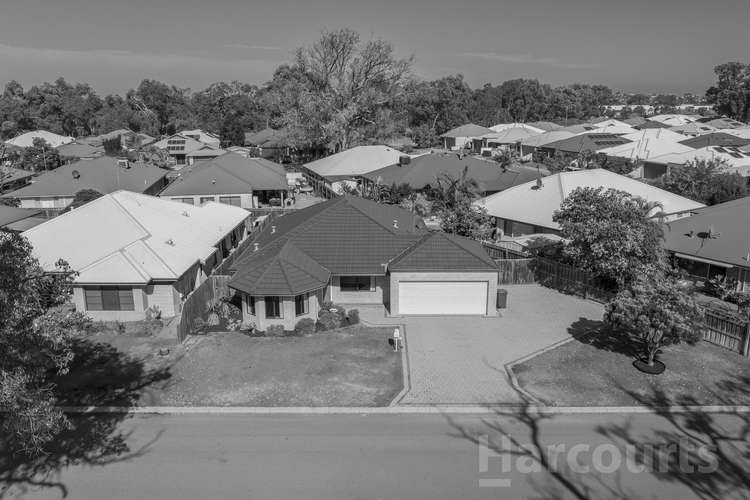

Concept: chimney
[[392, 219, 399, 229], [398, 155, 411, 167], [253, 243, 259, 252], [271, 225, 276, 234]]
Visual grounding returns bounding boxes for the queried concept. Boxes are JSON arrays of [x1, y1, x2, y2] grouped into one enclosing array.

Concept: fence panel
[[496, 258, 536, 284], [176, 275, 231, 342], [533, 257, 615, 303], [701, 308, 749, 354]]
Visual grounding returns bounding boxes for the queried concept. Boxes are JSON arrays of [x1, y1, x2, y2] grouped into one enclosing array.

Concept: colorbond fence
[[175, 275, 231, 342]]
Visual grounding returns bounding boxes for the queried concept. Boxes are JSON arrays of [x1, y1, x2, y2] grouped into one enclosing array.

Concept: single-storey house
[[678, 132, 750, 149], [303, 145, 406, 195], [179, 129, 221, 148], [361, 152, 548, 197], [474, 127, 541, 154], [0, 166, 35, 193], [598, 129, 693, 163], [6, 130, 74, 149], [244, 128, 291, 161], [81, 129, 155, 148], [56, 141, 104, 160], [0, 205, 45, 232], [185, 145, 227, 165], [159, 152, 289, 209], [227, 196, 499, 331], [475, 168, 705, 237], [663, 196, 750, 292], [668, 123, 718, 137], [639, 146, 750, 179], [2, 157, 168, 211], [440, 124, 494, 151], [537, 133, 632, 159], [489, 123, 545, 134], [152, 133, 207, 166], [23, 190, 250, 321], [520, 131, 576, 156]]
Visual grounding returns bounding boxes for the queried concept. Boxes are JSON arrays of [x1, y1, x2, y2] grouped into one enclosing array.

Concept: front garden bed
[[512, 327, 750, 407]]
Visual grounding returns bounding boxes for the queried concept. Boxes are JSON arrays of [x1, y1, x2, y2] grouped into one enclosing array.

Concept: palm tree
[[433, 166, 480, 210]]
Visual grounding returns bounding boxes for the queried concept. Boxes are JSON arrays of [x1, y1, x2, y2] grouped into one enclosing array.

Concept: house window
[[295, 293, 309, 316], [199, 196, 215, 204], [84, 286, 135, 311], [340, 276, 374, 292], [219, 196, 242, 207], [265, 296, 283, 318], [245, 296, 256, 316], [174, 197, 194, 205]]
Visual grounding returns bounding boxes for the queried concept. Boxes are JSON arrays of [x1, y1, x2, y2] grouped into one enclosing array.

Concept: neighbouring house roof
[[0, 166, 35, 189], [589, 118, 633, 129], [526, 121, 565, 132], [228, 240, 331, 296], [678, 132, 750, 149], [179, 129, 221, 146], [669, 123, 718, 136], [0, 205, 42, 228], [23, 190, 248, 284], [585, 124, 639, 135], [229, 196, 496, 294], [440, 124, 494, 138], [475, 169, 705, 231], [539, 133, 632, 154], [599, 130, 694, 161], [152, 134, 207, 155], [481, 127, 542, 144], [244, 128, 289, 148], [701, 117, 747, 130], [489, 123, 545, 134], [623, 116, 648, 127], [185, 145, 226, 158], [645, 146, 750, 176], [81, 129, 155, 148], [662, 196, 750, 268], [159, 152, 288, 196], [650, 114, 697, 126], [56, 141, 104, 158], [724, 128, 750, 140], [557, 124, 599, 134], [635, 120, 672, 130], [2, 157, 167, 199], [520, 130, 576, 149], [304, 145, 405, 179], [6, 130, 74, 148], [389, 232, 497, 272], [362, 153, 548, 194]]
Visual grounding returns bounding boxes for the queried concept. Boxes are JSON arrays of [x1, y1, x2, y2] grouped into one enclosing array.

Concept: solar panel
[[729, 153, 743, 159]]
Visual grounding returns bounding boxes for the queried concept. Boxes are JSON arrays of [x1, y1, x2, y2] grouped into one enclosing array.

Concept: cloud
[[459, 52, 599, 69]]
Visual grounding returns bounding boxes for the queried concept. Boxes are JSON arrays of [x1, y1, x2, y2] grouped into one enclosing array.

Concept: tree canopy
[[653, 158, 748, 206]]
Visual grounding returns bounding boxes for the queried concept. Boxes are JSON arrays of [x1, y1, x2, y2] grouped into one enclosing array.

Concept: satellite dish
[[72, 170, 80, 179]]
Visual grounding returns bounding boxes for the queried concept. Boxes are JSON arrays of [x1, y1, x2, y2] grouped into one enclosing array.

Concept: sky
[[0, 0, 748, 96]]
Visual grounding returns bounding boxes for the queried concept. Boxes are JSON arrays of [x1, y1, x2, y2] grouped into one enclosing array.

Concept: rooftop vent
[[165, 238, 175, 246], [271, 225, 276, 234], [71, 169, 80, 179], [181, 211, 190, 217], [253, 242, 259, 252], [393, 219, 399, 229], [399, 155, 411, 166], [117, 159, 130, 169]]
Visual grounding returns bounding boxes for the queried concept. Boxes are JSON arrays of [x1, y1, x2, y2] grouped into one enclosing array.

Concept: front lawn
[[153, 326, 402, 406], [513, 326, 750, 406]]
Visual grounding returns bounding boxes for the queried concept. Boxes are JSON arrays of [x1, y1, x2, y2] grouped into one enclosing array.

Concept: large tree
[[552, 187, 667, 287], [653, 158, 748, 206], [19, 137, 61, 172], [0, 232, 89, 456], [705, 62, 750, 122]]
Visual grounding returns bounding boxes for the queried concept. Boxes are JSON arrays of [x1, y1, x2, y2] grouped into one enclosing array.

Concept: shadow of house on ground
[[0, 338, 172, 499]]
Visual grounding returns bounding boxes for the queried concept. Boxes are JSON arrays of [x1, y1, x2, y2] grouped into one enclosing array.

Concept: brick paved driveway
[[356, 285, 603, 405]]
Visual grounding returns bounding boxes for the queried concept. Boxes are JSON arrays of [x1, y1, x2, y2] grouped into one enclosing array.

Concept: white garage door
[[398, 281, 488, 315]]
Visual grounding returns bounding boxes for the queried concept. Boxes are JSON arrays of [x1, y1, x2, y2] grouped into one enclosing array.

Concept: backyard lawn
[[513, 325, 750, 407], [57, 326, 403, 407]]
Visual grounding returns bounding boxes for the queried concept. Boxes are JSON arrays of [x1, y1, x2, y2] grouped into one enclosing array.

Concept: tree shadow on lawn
[[0, 338, 171, 499], [568, 317, 640, 359]]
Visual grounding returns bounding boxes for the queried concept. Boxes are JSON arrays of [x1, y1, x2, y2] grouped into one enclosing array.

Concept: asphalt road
[[4, 412, 745, 499]]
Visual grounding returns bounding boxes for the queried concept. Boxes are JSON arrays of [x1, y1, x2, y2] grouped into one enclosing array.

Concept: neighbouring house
[[179, 129, 221, 148], [699, 117, 747, 130], [663, 196, 750, 292], [6, 130, 74, 149], [440, 124, 494, 151], [520, 131, 576, 156], [227, 196, 499, 331], [649, 114, 698, 127], [638, 146, 750, 179], [56, 141, 104, 160], [634, 120, 673, 130], [0, 166, 35, 193], [81, 129, 155, 149], [525, 121, 565, 132], [489, 123, 545, 134], [185, 145, 227, 165], [159, 152, 290, 209], [537, 133, 632, 159], [303, 145, 406, 195], [474, 127, 542, 154], [23, 190, 250, 321], [152, 133, 207, 166], [0, 205, 45, 232], [244, 128, 291, 161], [2, 156, 168, 211], [725, 128, 750, 140], [360, 152, 548, 197], [669, 123, 718, 137], [678, 132, 750, 149], [475, 168, 705, 237], [598, 129, 694, 164]]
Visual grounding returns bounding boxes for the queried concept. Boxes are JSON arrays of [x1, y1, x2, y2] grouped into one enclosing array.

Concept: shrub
[[347, 309, 360, 325], [317, 309, 342, 331], [145, 304, 162, 321], [265, 324, 285, 337], [295, 318, 317, 335]]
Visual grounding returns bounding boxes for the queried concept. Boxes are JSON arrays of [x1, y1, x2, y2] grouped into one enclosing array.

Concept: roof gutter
[[672, 252, 734, 268]]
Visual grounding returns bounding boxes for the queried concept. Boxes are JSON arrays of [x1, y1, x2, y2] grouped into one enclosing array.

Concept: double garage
[[389, 272, 498, 317]]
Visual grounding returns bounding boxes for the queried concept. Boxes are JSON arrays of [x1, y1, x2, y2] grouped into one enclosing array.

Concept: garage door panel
[[398, 281, 487, 315]]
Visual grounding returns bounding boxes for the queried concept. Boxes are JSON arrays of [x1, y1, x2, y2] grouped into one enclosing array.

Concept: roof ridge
[[441, 233, 495, 267], [344, 196, 418, 235]]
